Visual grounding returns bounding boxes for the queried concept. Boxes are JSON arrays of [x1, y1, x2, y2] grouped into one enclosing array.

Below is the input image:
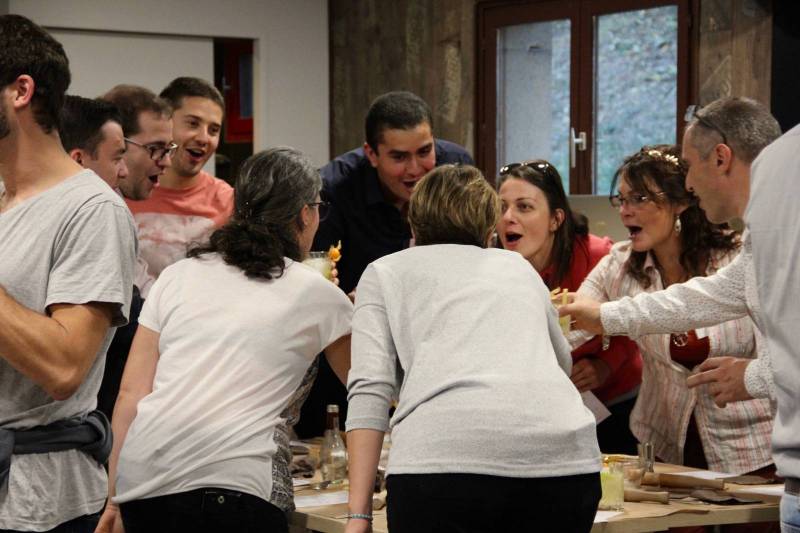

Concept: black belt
[[787, 477, 800, 496], [0, 410, 112, 488]]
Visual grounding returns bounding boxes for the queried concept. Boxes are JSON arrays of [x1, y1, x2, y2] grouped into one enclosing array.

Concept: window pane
[[594, 6, 678, 194], [497, 19, 571, 188]]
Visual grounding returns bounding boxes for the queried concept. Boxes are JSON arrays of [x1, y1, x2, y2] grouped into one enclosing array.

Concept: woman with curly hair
[[97, 147, 353, 533], [574, 145, 774, 487]]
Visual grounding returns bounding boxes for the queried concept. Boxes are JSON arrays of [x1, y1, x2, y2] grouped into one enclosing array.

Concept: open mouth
[[626, 225, 643, 238], [148, 175, 159, 183], [505, 232, 522, 244], [402, 179, 418, 190], [186, 148, 206, 159]]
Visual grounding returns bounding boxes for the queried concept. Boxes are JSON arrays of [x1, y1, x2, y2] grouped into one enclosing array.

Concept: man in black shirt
[[296, 91, 473, 437]]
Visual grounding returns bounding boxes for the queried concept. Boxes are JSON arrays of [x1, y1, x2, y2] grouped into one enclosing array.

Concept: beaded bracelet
[[346, 513, 373, 522]]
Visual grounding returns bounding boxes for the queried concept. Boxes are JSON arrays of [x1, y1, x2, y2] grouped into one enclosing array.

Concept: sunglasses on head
[[499, 160, 556, 177]]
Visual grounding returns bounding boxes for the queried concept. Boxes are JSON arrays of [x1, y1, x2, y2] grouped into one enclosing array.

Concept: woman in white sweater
[[345, 164, 601, 533]]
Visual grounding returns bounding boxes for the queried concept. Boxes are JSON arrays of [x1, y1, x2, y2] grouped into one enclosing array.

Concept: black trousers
[[596, 394, 639, 455], [119, 487, 287, 533], [386, 472, 601, 533]]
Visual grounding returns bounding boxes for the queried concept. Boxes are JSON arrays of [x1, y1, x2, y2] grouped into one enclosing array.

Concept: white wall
[[50, 29, 213, 99], [569, 195, 628, 242], [7, 0, 330, 165]]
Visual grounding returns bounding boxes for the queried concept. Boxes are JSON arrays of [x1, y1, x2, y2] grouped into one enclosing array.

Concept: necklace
[[656, 265, 691, 347]]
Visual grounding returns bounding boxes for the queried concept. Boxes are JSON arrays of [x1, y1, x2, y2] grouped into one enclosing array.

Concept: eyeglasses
[[307, 200, 330, 221], [609, 192, 666, 209], [499, 160, 556, 177], [684, 105, 728, 146], [124, 138, 178, 162]]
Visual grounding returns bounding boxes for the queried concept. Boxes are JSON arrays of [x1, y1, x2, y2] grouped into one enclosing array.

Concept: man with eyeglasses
[[560, 97, 800, 527], [60, 95, 129, 191], [123, 77, 232, 297], [99, 85, 173, 424], [102, 85, 174, 204], [295, 91, 473, 438]]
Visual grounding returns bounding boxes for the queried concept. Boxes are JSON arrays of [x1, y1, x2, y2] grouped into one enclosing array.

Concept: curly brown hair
[[187, 147, 321, 280], [611, 144, 738, 288]]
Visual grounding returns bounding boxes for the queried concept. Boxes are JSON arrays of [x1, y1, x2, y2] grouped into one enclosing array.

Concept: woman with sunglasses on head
[[496, 160, 642, 455], [345, 164, 601, 533], [97, 147, 353, 533], [576, 146, 776, 525]]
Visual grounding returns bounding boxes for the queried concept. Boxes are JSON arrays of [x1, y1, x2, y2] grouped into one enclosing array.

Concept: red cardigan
[[541, 234, 643, 404]]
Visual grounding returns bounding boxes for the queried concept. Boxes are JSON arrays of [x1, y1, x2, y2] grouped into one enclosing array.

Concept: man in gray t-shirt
[[0, 15, 136, 532]]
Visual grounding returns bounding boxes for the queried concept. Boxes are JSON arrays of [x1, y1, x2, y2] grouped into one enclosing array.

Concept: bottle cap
[[326, 404, 339, 414]]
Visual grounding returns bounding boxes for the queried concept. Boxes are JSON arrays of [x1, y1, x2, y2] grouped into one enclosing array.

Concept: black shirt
[[313, 139, 475, 293], [294, 139, 474, 438], [97, 285, 143, 420]]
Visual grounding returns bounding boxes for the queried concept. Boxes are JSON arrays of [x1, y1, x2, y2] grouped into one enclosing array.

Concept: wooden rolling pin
[[624, 487, 670, 504], [641, 472, 725, 490]]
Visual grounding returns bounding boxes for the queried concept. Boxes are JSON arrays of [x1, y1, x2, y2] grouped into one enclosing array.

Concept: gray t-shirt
[[0, 170, 136, 530]]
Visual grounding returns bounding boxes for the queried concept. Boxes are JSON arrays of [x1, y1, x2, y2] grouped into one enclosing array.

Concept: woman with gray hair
[[97, 147, 353, 533], [345, 164, 601, 533]]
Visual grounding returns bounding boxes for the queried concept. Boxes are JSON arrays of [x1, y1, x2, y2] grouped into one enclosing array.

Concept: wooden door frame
[[476, 0, 695, 193]]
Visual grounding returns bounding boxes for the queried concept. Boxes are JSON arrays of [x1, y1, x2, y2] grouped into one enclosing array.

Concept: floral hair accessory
[[645, 149, 680, 167]]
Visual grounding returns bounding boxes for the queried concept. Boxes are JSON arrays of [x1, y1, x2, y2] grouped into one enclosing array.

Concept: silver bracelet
[[346, 513, 373, 522]]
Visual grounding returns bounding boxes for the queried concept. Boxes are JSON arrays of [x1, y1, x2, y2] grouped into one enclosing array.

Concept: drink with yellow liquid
[[302, 252, 332, 280], [598, 458, 624, 510], [302, 241, 341, 282]]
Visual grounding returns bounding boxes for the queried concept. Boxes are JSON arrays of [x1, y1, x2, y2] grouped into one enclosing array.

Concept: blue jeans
[[782, 491, 800, 533], [0, 512, 100, 533]]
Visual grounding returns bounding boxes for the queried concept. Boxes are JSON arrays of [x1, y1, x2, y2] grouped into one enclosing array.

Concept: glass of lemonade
[[302, 251, 332, 281], [599, 459, 625, 510]]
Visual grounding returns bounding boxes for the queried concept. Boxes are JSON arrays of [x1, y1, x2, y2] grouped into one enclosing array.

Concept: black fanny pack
[[0, 409, 112, 488]]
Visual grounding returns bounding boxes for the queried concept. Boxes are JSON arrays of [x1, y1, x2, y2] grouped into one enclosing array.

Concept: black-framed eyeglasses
[[499, 160, 555, 177], [308, 200, 330, 221], [124, 138, 178, 161], [684, 105, 728, 146], [609, 191, 666, 209]]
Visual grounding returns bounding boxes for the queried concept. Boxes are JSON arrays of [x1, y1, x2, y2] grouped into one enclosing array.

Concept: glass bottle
[[319, 404, 347, 484]]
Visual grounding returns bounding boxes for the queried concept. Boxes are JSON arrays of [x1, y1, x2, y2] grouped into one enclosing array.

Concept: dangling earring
[[674, 216, 682, 234]]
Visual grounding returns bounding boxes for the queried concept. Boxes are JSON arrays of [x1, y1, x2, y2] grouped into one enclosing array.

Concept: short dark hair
[[497, 161, 588, 289], [687, 97, 781, 163], [160, 77, 225, 114], [60, 95, 122, 155], [409, 164, 499, 248], [0, 15, 70, 133], [612, 144, 738, 289], [365, 91, 433, 151], [188, 147, 321, 280], [102, 85, 172, 137]]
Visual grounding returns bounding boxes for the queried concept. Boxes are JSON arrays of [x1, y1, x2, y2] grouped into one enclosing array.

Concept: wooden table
[[288, 464, 780, 533]]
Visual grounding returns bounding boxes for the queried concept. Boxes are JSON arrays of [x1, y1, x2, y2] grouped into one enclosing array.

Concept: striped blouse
[[575, 241, 774, 474]]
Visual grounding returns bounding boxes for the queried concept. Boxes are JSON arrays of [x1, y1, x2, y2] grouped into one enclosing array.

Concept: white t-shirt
[[114, 253, 352, 506]]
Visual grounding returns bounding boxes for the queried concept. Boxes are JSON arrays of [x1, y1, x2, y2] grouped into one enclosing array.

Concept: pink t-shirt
[[126, 171, 233, 297]]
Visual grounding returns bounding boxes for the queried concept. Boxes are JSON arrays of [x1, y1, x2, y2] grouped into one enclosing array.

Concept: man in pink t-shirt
[[125, 77, 233, 297]]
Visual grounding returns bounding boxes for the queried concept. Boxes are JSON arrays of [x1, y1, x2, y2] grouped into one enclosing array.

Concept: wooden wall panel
[[329, 0, 476, 157], [697, 0, 771, 105]]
